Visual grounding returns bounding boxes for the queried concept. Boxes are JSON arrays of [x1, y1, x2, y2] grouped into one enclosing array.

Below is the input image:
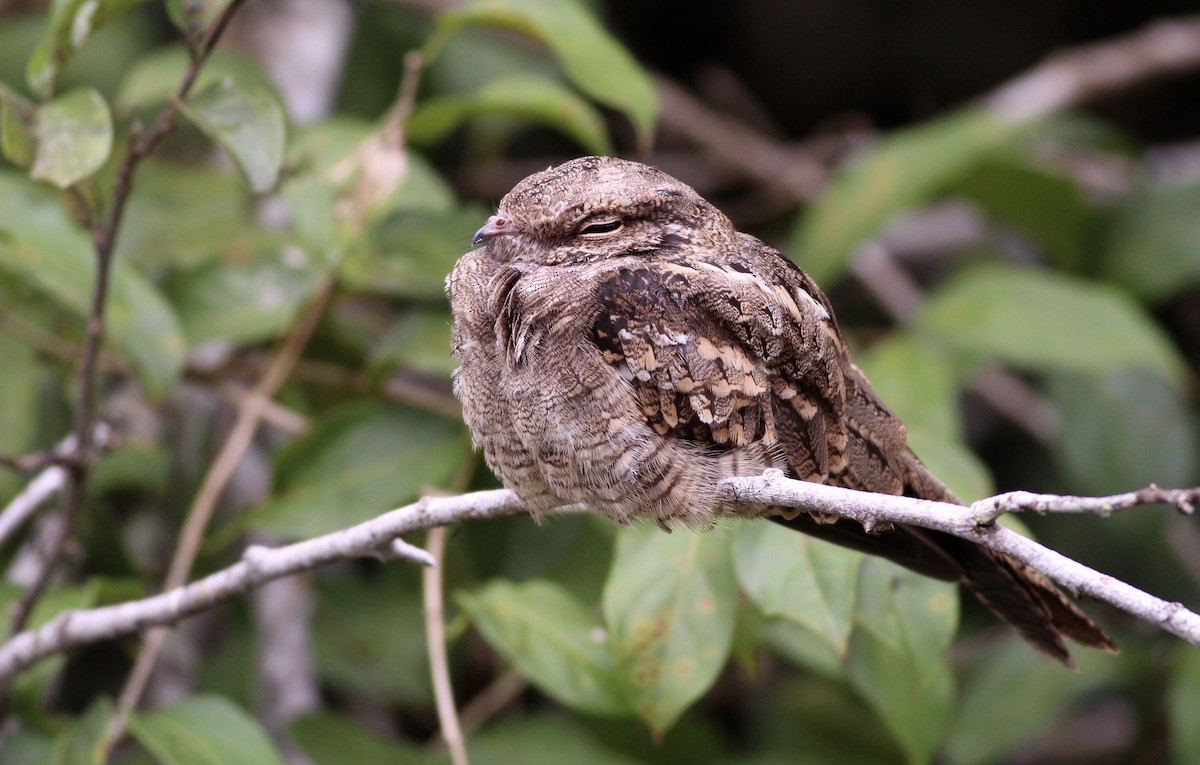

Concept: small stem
[[424, 526, 469, 765]]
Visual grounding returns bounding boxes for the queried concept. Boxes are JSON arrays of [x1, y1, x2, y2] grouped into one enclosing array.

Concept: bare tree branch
[[0, 490, 557, 689], [0, 427, 115, 550], [721, 472, 1200, 646], [984, 14, 1200, 122], [970, 485, 1199, 524], [2, 476, 1198, 691]]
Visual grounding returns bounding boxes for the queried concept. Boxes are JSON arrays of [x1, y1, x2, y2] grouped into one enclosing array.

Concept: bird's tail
[[770, 452, 1117, 665]]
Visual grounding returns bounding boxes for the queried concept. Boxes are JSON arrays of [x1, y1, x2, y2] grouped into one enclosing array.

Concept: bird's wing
[[591, 245, 1117, 664], [591, 246, 913, 495]]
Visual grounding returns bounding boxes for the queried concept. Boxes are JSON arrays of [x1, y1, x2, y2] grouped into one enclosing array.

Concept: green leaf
[[855, 334, 962, 444], [179, 77, 286, 193], [0, 172, 186, 396], [903, 431, 993, 504], [916, 263, 1185, 383], [845, 559, 957, 765], [128, 695, 284, 765], [38, 697, 111, 765], [117, 47, 277, 113], [1, 725, 53, 765], [338, 206, 487, 299], [409, 75, 612, 155], [370, 308, 456, 376], [953, 154, 1090, 270], [733, 522, 860, 658], [0, 333, 39, 466], [283, 125, 456, 259], [166, 240, 323, 346], [468, 716, 646, 765], [251, 402, 468, 538], [291, 713, 429, 765], [165, 0, 233, 40], [114, 159, 251, 270], [792, 109, 1019, 284], [1170, 648, 1200, 765], [461, 579, 629, 715], [427, 0, 656, 150], [1047, 369, 1198, 495], [0, 84, 36, 168], [603, 525, 737, 734], [310, 570, 432, 705], [1096, 179, 1200, 301], [944, 639, 1114, 765], [31, 87, 112, 188], [25, 0, 150, 98]]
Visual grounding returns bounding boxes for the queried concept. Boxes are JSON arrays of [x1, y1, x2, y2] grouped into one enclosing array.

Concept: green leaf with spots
[[461, 579, 629, 715], [603, 525, 737, 733], [733, 521, 861, 658], [179, 77, 286, 193], [31, 87, 112, 188], [128, 695, 284, 765], [846, 558, 957, 765]]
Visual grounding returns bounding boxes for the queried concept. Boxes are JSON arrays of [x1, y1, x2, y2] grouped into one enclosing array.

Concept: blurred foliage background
[[0, 0, 1198, 763]]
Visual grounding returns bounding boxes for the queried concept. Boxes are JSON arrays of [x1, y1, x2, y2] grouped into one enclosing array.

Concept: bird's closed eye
[[578, 219, 623, 236]]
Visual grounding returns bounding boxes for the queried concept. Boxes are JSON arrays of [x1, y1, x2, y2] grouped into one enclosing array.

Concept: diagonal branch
[[1, 476, 1198, 690], [0, 489, 558, 686], [720, 472, 1200, 645]]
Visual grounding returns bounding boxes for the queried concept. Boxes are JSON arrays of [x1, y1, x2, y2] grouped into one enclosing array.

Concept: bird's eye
[[578, 219, 623, 236]]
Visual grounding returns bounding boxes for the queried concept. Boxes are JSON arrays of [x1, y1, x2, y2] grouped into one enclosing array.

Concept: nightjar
[[447, 155, 1115, 664]]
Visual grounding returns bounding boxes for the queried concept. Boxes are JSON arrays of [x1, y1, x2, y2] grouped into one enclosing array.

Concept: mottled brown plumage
[[448, 155, 1116, 664]]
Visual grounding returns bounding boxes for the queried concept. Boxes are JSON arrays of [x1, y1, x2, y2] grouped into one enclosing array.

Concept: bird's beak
[[473, 215, 513, 246]]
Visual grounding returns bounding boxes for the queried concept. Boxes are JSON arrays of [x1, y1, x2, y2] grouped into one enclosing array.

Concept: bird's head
[[471, 156, 734, 265]]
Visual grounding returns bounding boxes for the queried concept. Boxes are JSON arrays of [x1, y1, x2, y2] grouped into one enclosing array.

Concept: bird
[[447, 155, 1116, 665]]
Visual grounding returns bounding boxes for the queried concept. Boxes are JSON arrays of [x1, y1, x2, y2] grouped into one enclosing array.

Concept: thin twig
[[0, 467, 65, 549], [105, 277, 336, 750], [0, 0, 252, 656], [0, 427, 114, 549], [424, 526, 468, 765], [720, 472, 1200, 646], [969, 485, 1199, 524], [458, 670, 527, 734]]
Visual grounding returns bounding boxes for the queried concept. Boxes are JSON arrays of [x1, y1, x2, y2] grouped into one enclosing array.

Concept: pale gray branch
[[3, 475, 1197, 689], [0, 489, 545, 687], [721, 471, 1200, 646], [969, 485, 1199, 524], [985, 14, 1200, 122]]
